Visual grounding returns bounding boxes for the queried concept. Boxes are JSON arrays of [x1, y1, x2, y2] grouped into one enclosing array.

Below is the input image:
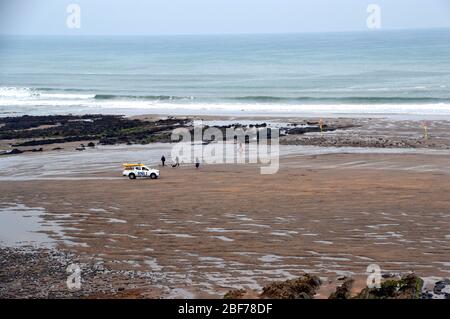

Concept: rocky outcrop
[[0, 148, 42, 156], [354, 273, 423, 299], [223, 273, 443, 300], [328, 278, 354, 299], [259, 274, 322, 299], [0, 115, 192, 149], [224, 289, 247, 299]]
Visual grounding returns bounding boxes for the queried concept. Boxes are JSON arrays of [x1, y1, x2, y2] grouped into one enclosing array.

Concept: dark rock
[[224, 289, 247, 299], [355, 273, 423, 299], [13, 136, 96, 147], [3, 114, 183, 147], [329, 278, 354, 299], [421, 292, 434, 299], [259, 274, 322, 299], [6, 148, 23, 155], [433, 279, 450, 296]]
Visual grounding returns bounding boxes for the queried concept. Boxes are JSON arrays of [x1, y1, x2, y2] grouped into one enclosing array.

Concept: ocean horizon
[[1, 28, 450, 117]]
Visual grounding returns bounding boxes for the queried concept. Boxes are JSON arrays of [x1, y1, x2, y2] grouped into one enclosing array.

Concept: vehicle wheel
[[129, 173, 136, 180], [150, 173, 157, 179]]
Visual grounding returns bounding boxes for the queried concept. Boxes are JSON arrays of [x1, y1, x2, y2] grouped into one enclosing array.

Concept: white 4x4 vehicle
[[122, 164, 160, 180]]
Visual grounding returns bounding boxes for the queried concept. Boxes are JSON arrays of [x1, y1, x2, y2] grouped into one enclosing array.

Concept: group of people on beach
[[160, 155, 200, 169]]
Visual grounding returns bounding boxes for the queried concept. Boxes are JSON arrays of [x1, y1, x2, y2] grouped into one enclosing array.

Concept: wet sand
[[1, 150, 449, 298]]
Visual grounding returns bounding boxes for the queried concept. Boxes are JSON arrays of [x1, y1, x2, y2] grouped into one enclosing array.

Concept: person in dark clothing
[[195, 157, 200, 169], [161, 155, 166, 167]]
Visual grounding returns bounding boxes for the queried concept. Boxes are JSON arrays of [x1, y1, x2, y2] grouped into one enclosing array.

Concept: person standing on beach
[[195, 157, 200, 169], [161, 155, 166, 167]]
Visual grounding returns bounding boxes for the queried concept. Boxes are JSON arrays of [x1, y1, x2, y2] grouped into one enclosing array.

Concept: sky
[[0, 0, 450, 35]]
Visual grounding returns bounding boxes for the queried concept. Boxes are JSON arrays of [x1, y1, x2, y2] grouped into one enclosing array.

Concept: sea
[[1, 28, 450, 118]]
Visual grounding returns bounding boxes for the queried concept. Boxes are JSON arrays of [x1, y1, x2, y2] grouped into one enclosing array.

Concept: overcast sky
[[1, 0, 450, 35]]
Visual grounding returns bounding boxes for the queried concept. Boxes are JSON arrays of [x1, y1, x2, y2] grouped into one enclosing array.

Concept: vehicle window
[[135, 167, 141, 170], [142, 167, 149, 171]]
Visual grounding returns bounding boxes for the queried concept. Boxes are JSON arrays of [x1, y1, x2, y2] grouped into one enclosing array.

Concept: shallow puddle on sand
[[0, 204, 60, 247]]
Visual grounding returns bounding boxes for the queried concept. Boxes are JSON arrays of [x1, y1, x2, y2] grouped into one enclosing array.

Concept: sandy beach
[[1, 115, 449, 298], [3, 1, 450, 307]]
